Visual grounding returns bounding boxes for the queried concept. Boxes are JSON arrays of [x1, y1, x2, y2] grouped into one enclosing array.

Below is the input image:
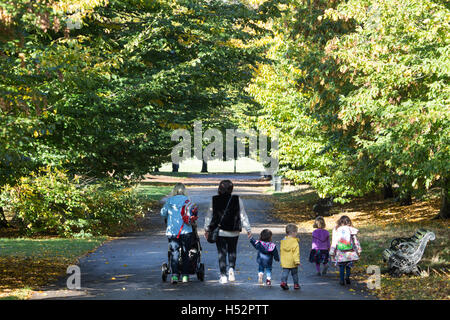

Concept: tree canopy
[[244, 0, 449, 216], [0, 0, 271, 184], [1, 0, 449, 219]]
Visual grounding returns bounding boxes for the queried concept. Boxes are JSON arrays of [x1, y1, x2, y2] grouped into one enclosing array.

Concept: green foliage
[[329, 0, 450, 197], [2, 0, 447, 213], [0, 0, 268, 185], [0, 167, 143, 237], [84, 179, 144, 236], [244, 0, 450, 204]]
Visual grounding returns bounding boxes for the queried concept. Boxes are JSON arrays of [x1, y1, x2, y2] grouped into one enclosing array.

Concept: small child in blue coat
[[250, 229, 280, 286]]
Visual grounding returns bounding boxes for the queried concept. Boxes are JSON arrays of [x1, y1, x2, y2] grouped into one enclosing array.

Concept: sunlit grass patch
[[0, 237, 107, 258], [146, 171, 191, 178], [136, 184, 173, 203], [246, 185, 320, 224]]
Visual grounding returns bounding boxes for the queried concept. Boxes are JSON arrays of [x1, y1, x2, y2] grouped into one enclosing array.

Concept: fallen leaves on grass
[[260, 186, 449, 300], [0, 237, 106, 298], [0, 256, 70, 292]]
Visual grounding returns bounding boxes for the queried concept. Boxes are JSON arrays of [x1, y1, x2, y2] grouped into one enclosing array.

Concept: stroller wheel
[[162, 263, 169, 282], [197, 263, 205, 282]]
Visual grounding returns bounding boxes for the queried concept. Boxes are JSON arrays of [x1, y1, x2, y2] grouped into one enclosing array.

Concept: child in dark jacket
[[250, 229, 280, 286]]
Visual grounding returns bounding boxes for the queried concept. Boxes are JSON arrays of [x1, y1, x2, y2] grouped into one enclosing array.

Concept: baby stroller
[[161, 222, 205, 282]]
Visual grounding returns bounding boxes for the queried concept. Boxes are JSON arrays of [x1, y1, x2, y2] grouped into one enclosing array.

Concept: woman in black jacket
[[204, 180, 252, 284]]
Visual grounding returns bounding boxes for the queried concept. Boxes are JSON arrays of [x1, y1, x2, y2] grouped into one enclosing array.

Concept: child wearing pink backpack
[[330, 215, 362, 285]]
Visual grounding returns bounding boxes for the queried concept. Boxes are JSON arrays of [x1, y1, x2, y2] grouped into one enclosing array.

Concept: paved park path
[[31, 175, 374, 300]]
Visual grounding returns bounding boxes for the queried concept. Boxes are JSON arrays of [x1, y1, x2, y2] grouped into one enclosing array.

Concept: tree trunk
[[439, 177, 449, 219], [172, 163, 179, 172], [399, 192, 412, 206], [201, 160, 208, 173], [383, 184, 394, 199], [0, 206, 8, 228]]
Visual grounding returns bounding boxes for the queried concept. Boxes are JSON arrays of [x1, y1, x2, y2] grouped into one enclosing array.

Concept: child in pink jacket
[[330, 215, 362, 285]]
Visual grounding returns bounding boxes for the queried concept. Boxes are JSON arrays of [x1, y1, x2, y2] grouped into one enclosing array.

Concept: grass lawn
[[0, 237, 107, 299], [261, 186, 450, 300], [147, 171, 192, 178], [136, 184, 174, 202]]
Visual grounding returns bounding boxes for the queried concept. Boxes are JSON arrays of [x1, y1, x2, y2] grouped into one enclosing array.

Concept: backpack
[[336, 226, 354, 251], [176, 199, 198, 239]]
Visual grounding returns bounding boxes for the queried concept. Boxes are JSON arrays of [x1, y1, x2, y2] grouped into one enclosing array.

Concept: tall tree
[[0, 0, 268, 184], [244, 0, 449, 214]]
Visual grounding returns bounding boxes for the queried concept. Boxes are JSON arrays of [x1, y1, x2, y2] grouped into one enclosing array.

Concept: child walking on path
[[250, 229, 280, 286], [330, 215, 362, 285], [309, 216, 330, 276], [280, 223, 301, 290]]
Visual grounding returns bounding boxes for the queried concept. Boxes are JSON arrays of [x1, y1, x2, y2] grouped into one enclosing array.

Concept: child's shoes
[[258, 273, 264, 284], [280, 282, 289, 290], [294, 284, 301, 290], [266, 279, 271, 286], [322, 264, 328, 275], [219, 275, 228, 284], [345, 278, 351, 285]]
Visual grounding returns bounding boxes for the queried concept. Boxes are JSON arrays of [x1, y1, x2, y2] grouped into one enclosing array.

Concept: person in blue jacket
[[250, 229, 280, 286], [161, 183, 198, 284]]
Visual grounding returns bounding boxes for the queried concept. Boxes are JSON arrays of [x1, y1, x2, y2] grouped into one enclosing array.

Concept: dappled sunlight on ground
[[258, 186, 443, 233]]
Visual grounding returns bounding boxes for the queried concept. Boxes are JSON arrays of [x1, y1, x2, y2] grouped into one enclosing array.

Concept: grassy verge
[[121, 183, 173, 233], [0, 183, 172, 299], [353, 221, 449, 300], [0, 237, 107, 299], [261, 186, 450, 300], [148, 171, 192, 178], [136, 184, 174, 202], [136, 183, 173, 214]]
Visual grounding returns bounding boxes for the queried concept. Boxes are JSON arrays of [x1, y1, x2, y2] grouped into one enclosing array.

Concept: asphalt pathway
[[31, 181, 374, 300]]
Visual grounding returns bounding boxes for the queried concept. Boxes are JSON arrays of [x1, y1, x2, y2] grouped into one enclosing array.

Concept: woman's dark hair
[[336, 215, 352, 228], [218, 180, 234, 195], [260, 229, 272, 242]]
